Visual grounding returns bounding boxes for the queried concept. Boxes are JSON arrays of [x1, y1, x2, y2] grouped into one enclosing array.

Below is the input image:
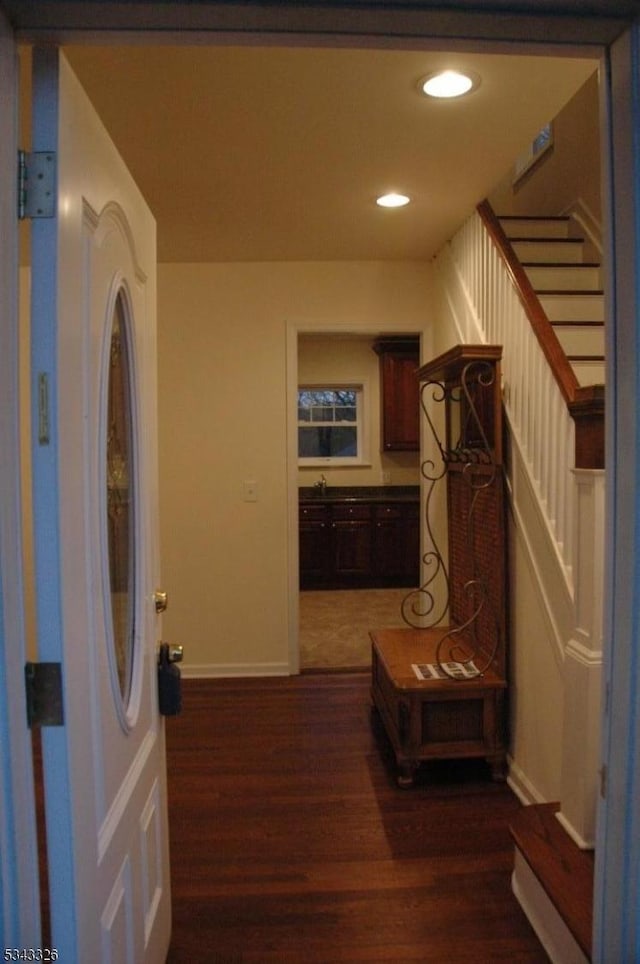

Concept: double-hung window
[[298, 386, 365, 464]]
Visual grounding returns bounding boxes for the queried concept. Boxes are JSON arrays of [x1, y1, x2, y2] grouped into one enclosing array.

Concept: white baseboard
[[181, 662, 291, 679], [507, 756, 547, 807], [555, 809, 595, 852]]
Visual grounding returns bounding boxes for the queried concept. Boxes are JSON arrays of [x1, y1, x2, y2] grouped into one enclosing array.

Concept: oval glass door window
[[106, 291, 136, 706]]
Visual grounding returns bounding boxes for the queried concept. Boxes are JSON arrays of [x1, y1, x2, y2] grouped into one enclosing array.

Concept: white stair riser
[[554, 326, 604, 355], [539, 293, 605, 322], [572, 360, 606, 385], [511, 240, 586, 264], [525, 264, 602, 290], [498, 214, 606, 387], [499, 217, 571, 239]]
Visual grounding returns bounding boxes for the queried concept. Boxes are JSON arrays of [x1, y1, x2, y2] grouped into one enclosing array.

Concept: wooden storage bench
[[370, 626, 507, 787]]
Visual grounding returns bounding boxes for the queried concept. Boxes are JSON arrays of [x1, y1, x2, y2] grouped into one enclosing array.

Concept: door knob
[[154, 589, 168, 613]]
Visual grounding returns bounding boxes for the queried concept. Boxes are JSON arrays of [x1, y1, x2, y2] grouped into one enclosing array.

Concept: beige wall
[[297, 334, 420, 488], [157, 261, 432, 674], [489, 72, 601, 227]]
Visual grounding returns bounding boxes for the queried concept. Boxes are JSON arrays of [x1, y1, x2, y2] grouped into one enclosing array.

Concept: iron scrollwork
[[401, 358, 502, 680], [401, 377, 450, 629]]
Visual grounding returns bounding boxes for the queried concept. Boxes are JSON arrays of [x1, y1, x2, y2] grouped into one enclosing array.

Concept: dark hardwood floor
[[165, 674, 549, 963]]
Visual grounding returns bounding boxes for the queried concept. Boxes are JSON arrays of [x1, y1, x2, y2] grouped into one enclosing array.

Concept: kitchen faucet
[[314, 473, 327, 494]]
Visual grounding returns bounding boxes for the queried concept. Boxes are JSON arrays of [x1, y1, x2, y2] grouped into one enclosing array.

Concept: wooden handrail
[[477, 199, 604, 469]]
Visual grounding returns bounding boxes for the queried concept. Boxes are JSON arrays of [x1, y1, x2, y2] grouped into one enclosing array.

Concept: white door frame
[[593, 22, 640, 962], [0, 7, 41, 944], [2, 5, 640, 958]]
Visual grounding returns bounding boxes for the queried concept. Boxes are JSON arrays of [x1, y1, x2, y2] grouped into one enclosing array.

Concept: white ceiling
[[23, 44, 598, 263]]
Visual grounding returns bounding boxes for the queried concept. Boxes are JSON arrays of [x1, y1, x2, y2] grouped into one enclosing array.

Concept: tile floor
[[299, 587, 411, 669]]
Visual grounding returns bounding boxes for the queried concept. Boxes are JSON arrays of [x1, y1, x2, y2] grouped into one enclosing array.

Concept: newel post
[[557, 469, 605, 849]]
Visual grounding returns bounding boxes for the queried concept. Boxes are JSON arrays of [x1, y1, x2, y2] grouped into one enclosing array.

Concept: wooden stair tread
[[507, 236, 583, 243], [499, 215, 570, 221], [535, 288, 604, 295], [551, 320, 604, 327], [510, 802, 594, 958], [522, 261, 600, 268]]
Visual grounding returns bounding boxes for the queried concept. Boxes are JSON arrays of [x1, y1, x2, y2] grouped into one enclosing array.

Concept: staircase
[[434, 203, 606, 962], [489, 211, 603, 964], [477, 203, 605, 474], [498, 215, 605, 387]]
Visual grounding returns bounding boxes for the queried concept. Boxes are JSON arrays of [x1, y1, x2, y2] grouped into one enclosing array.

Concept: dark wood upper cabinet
[[373, 336, 420, 452]]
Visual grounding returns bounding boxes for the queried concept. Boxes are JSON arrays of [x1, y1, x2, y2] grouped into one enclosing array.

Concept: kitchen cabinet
[[373, 502, 420, 585], [373, 336, 420, 452], [332, 504, 372, 583], [299, 503, 331, 587], [299, 489, 420, 590]]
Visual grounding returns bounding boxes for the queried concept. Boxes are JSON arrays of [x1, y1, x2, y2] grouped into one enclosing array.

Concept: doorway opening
[[23, 43, 601, 682], [8, 24, 616, 956], [295, 329, 423, 671]]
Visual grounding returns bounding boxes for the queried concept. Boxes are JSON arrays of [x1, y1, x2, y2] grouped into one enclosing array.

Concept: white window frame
[[297, 380, 370, 466]]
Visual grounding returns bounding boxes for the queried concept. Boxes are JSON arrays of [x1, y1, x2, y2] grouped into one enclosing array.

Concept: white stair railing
[[435, 208, 575, 593], [435, 205, 605, 846]]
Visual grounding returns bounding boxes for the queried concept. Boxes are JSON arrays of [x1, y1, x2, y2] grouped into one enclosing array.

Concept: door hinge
[[24, 662, 64, 728], [18, 150, 56, 220]]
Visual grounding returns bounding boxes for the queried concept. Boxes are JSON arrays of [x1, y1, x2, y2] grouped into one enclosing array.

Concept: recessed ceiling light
[[376, 193, 411, 208], [420, 70, 479, 99]]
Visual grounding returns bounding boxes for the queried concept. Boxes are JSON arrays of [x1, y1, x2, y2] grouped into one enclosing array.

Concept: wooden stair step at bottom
[[510, 802, 594, 959]]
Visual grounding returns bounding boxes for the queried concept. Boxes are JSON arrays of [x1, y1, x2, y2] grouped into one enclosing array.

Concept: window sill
[[299, 459, 372, 468]]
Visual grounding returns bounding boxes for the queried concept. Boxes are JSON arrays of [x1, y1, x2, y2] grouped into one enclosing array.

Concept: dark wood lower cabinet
[[333, 505, 372, 581], [299, 498, 419, 590], [373, 502, 420, 585], [299, 504, 331, 587]]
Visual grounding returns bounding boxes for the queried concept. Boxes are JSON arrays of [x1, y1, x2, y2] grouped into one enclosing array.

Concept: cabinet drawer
[[300, 504, 329, 522], [375, 504, 403, 520], [331, 503, 371, 521], [374, 502, 420, 521]]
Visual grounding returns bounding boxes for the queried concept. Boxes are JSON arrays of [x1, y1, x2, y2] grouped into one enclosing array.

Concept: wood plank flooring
[[165, 675, 549, 963]]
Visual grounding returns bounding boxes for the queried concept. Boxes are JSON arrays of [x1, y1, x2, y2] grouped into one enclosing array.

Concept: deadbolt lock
[[154, 589, 169, 614]]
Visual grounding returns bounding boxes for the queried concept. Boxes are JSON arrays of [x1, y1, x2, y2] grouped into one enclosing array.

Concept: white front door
[[30, 48, 171, 961]]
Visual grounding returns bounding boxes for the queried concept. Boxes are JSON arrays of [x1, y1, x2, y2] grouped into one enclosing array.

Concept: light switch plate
[[243, 480, 258, 502]]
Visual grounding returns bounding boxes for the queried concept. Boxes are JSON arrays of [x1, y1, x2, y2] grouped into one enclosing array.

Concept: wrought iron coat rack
[[401, 345, 507, 682]]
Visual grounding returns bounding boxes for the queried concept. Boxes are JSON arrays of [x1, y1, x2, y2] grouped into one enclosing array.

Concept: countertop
[[298, 485, 419, 504]]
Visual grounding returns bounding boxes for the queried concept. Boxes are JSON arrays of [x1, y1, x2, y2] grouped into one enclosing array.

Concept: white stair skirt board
[[512, 851, 590, 964]]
